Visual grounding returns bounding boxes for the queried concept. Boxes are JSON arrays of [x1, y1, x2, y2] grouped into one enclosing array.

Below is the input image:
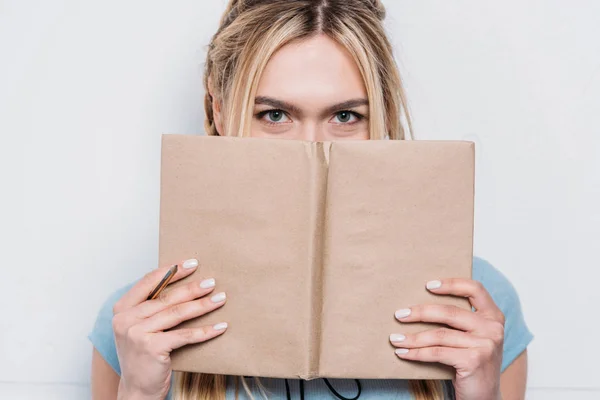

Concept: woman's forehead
[[255, 34, 367, 110]]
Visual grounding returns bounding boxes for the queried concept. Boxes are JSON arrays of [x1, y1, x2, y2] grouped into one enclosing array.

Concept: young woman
[[90, 1, 533, 399]]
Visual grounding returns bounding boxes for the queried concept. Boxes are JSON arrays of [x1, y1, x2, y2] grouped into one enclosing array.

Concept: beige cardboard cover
[[158, 134, 474, 380]]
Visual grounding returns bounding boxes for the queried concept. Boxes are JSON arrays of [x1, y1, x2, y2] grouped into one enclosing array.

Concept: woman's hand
[[112, 259, 228, 400], [390, 278, 505, 400]]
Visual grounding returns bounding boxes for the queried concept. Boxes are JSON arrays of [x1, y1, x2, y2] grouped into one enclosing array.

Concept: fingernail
[[390, 333, 406, 343], [183, 259, 199, 269], [426, 280, 442, 290], [213, 322, 228, 330], [395, 348, 409, 355], [210, 292, 226, 303], [395, 308, 411, 319], [200, 278, 215, 289]]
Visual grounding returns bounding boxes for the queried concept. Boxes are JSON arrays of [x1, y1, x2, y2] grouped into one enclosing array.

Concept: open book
[[159, 134, 474, 379]]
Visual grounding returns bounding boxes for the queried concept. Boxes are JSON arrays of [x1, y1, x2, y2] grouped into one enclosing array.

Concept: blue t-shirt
[[89, 257, 533, 399]]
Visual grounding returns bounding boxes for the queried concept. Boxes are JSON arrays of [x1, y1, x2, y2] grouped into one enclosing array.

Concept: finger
[[113, 258, 199, 313], [134, 277, 217, 319], [139, 292, 227, 332], [425, 278, 503, 321], [394, 346, 463, 368], [395, 304, 479, 332], [389, 328, 487, 349], [158, 322, 228, 352]]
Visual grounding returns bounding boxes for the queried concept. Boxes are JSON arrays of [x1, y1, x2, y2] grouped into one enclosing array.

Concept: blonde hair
[[176, 0, 446, 399]]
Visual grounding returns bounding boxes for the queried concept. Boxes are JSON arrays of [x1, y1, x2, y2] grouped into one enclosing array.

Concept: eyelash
[[255, 109, 365, 126]]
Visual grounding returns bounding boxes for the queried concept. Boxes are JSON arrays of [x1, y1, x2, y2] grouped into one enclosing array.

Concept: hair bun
[[366, 0, 386, 20], [227, 0, 386, 21]]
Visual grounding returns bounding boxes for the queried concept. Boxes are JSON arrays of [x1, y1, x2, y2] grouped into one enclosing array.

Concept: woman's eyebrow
[[255, 96, 302, 114], [322, 98, 369, 115]]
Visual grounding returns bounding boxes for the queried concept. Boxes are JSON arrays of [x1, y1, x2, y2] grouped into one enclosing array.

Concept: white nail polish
[[426, 280, 442, 290], [395, 348, 409, 355], [213, 322, 228, 330], [395, 308, 411, 319], [183, 259, 199, 269], [210, 292, 226, 303], [200, 278, 215, 289], [390, 334, 406, 343]]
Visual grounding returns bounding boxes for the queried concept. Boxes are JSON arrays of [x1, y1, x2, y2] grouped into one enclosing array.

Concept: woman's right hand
[[111, 259, 228, 400]]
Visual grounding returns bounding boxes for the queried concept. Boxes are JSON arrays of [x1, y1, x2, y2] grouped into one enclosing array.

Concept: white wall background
[[1, 0, 598, 398]]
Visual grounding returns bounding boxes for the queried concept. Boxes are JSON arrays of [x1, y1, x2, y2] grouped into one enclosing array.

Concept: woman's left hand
[[390, 278, 505, 400]]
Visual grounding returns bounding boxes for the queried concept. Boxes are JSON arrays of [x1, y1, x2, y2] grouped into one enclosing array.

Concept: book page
[[318, 140, 475, 379], [160, 135, 322, 378]]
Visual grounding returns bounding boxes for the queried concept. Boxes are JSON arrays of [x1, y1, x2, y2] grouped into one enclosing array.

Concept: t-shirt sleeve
[[472, 257, 534, 372], [88, 283, 135, 376]]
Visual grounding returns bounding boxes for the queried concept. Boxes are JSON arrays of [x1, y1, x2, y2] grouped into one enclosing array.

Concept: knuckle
[[443, 305, 460, 319], [169, 304, 186, 319], [178, 328, 195, 341], [408, 348, 420, 358], [431, 347, 445, 358], [434, 328, 449, 341], [147, 341, 168, 362], [445, 278, 458, 288], [126, 325, 144, 343], [111, 314, 126, 336], [410, 305, 426, 320], [482, 339, 496, 354], [180, 327, 212, 344], [200, 326, 212, 339], [406, 332, 419, 345], [409, 305, 421, 316], [491, 323, 505, 344], [158, 290, 172, 306], [496, 310, 506, 325], [185, 281, 201, 298]]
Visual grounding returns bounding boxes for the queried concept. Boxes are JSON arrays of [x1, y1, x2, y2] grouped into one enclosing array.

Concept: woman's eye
[[332, 111, 360, 124], [261, 110, 289, 124]]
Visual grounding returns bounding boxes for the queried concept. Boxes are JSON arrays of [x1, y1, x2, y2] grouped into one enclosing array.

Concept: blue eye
[[267, 110, 284, 122], [337, 111, 352, 123], [257, 109, 290, 125], [333, 111, 362, 124]]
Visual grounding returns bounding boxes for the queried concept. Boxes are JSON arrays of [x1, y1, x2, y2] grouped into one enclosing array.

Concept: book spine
[[303, 141, 330, 380]]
